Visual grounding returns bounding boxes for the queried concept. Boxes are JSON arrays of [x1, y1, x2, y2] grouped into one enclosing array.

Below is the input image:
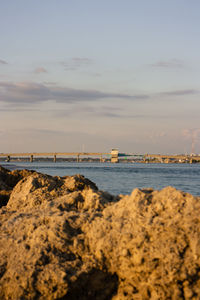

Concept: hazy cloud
[[51, 105, 120, 118], [148, 131, 167, 140], [60, 57, 92, 71], [0, 107, 39, 112], [160, 89, 199, 97], [151, 59, 184, 69], [94, 111, 124, 118], [43, 81, 57, 85], [182, 128, 200, 140], [91, 72, 101, 77], [0, 59, 8, 65], [95, 111, 149, 119], [182, 128, 200, 153], [34, 67, 47, 74], [0, 81, 148, 104], [52, 105, 170, 120]]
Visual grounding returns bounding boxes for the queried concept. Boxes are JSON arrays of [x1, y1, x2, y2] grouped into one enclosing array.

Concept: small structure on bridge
[[111, 149, 119, 163]]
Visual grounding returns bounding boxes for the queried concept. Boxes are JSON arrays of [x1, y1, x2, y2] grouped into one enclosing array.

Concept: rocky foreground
[[0, 166, 200, 299]]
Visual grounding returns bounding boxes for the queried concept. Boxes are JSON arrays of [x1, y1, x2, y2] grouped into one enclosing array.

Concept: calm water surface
[[2, 162, 200, 196]]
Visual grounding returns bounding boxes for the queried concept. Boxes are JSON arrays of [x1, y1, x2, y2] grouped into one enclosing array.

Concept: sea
[[1, 161, 200, 196]]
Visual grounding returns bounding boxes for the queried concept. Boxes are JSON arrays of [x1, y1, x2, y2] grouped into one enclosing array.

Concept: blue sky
[[0, 0, 200, 154]]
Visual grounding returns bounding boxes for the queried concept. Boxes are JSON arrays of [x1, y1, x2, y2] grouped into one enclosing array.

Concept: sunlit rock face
[[0, 167, 200, 299], [0, 167, 34, 208]]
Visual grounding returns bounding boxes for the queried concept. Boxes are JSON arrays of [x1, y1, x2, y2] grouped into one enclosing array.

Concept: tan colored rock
[[86, 187, 200, 299], [0, 170, 117, 299], [0, 166, 34, 207], [0, 168, 200, 299]]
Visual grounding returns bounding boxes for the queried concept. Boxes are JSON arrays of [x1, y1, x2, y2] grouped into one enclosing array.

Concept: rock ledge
[[0, 167, 200, 299]]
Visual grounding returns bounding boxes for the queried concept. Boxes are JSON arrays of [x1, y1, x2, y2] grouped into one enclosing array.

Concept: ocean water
[[2, 161, 200, 196]]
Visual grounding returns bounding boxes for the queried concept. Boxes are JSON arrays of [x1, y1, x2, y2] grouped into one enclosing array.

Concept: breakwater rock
[[0, 167, 200, 299]]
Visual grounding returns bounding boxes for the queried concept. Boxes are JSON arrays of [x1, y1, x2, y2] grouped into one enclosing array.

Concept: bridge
[[0, 152, 112, 163], [1, 150, 200, 163]]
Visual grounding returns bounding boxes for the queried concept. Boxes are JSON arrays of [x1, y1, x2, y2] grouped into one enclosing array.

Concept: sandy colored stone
[[86, 187, 200, 299], [0, 170, 116, 299], [0, 167, 200, 299], [0, 166, 34, 207]]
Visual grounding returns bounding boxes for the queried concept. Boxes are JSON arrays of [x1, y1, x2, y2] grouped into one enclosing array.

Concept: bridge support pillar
[[54, 155, 56, 163], [30, 155, 33, 162], [111, 149, 119, 163], [7, 155, 10, 162], [77, 155, 80, 163]]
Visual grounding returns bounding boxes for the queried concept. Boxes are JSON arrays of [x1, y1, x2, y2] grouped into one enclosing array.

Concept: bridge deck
[[0, 152, 110, 157], [1, 152, 200, 161]]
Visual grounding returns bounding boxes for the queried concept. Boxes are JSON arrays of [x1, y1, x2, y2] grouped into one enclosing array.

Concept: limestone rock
[[0, 170, 117, 300], [0, 167, 200, 299], [86, 187, 200, 299], [0, 166, 34, 207]]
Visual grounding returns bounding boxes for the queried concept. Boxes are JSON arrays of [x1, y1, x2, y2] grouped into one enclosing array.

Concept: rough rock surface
[[0, 166, 34, 207], [0, 167, 200, 299]]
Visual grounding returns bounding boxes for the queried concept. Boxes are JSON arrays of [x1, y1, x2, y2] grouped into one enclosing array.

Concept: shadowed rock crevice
[[0, 192, 10, 208], [0, 262, 7, 279], [62, 269, 119, 300]]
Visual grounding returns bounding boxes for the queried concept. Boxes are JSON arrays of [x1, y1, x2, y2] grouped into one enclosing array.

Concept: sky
[[0, 0, 200, 154]]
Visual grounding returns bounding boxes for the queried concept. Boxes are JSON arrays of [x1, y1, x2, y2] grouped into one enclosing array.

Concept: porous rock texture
[[0, 166, 34, 207], [0, 167, 200, 299]]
